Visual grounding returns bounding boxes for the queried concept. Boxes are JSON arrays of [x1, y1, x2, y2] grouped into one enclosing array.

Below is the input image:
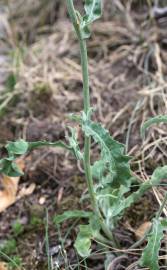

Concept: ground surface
[[0, 1, 167, 269]]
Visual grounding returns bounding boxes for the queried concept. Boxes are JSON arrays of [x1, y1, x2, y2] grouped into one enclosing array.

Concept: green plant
[[0, 239, 17, 255], [12, 220, 24, 236], [8, 255, 23, 269], [138, 116, 167, 270], [1, 1, 167, 269]]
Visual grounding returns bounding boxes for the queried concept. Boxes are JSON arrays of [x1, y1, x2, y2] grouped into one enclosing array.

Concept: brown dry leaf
[[0, 158, 35, 213], [125, 221, 152, 240], [0, 159, 25, 213], [0, 262, 8, 270], [135, 222, 152, 239], [0, 157, 36, 213], [0, 158, 36, 213], [18, 183, 36, 199]]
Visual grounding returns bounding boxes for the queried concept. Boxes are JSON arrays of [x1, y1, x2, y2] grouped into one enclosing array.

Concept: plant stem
[[66, 0, 116, 244], [66, 0, 96, 217], [79, 38, 96, 207]]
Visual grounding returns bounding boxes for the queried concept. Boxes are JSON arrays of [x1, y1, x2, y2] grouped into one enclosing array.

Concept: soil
[[0, 1, 167, 269]]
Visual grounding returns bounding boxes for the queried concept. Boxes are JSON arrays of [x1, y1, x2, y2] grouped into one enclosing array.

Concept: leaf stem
[[66, 0, 116, 244]]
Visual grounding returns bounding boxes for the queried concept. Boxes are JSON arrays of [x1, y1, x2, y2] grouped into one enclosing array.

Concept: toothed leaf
[[139, 219, 163, 270], [82, 120, 131, 187], [80, 0, 102, 39], [109, 166, 167, 222]]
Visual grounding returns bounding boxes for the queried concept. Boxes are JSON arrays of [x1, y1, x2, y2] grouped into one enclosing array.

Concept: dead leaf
[[135, 221, 152, 239], [18, 183, 36, 198], [0, 159, 35, 213], [125, 221, 152, 240], [0, 262, 8, 270], [0, 159, 24, 213]]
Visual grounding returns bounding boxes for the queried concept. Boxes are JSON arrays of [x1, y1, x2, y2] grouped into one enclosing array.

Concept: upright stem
[[66, 0, 96, 213], [66, 0, 116, 244]]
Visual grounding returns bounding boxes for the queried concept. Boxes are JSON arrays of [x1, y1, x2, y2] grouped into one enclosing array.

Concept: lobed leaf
[[82, 120, 131, 187], [82, 120, 167, 228], [139, 219, 163, 270], [84, 0, 102, 23], [141, 115, 167, 138], [80, 0, 102, 39], [82, 120, 132, 228], [109, 166, 167, 221]]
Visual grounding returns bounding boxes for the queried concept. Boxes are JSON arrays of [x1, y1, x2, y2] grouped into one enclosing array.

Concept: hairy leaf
[[54, 210, 93, 224], [82, 120, 132, 228], [82, 120, 131, 187], [97, 166, 167, 229], [110, 166, 167, 220], [141, 115, 167, 138], [80, 0, 102, 38], [84, 0, 102, 23], [97, 185, 130, 229], [139, 219, 163, 270], [82, 120, 167, 228]]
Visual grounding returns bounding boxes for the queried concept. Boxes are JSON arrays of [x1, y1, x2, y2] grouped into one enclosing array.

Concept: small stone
[[39, 197, 46, 205]]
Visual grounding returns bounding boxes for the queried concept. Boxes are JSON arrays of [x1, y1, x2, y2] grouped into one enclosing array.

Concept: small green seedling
[[0, 239, 17, 255], [12, 220, 24, 236], [8, 255, 23, 270], [1, 1, 167, 269]]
